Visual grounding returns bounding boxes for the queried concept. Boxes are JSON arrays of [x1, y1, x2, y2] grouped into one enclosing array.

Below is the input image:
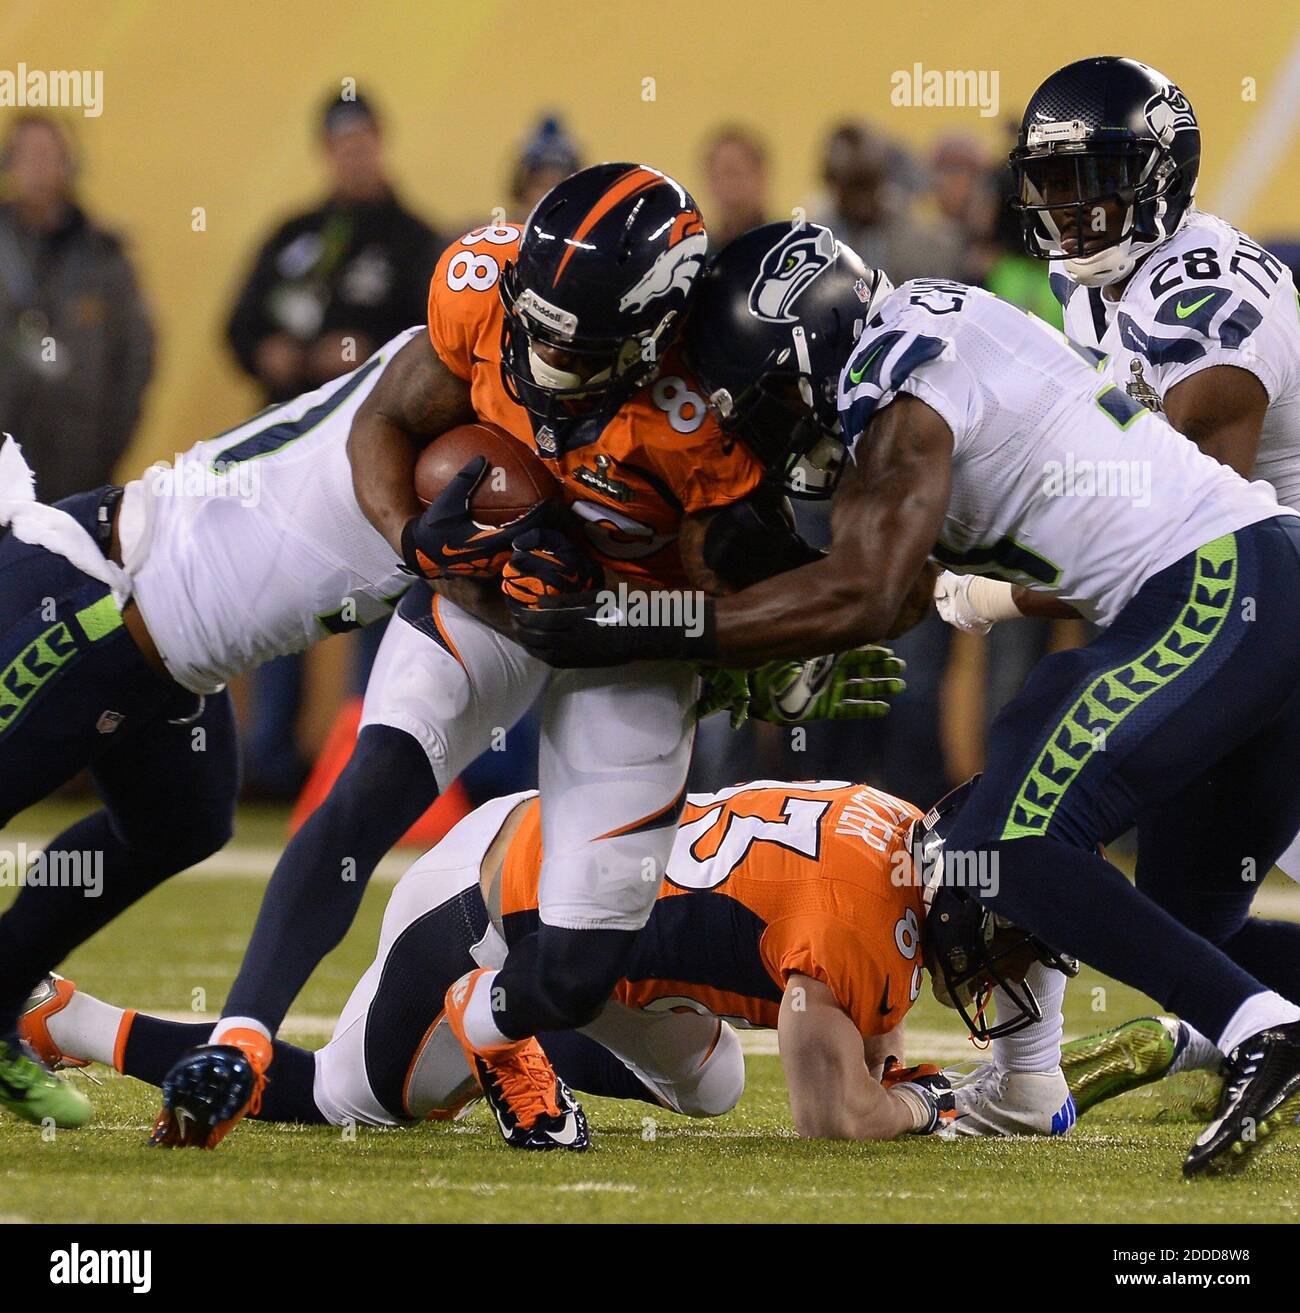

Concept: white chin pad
[[1060, 240, 1137, 289], [528, 345, 586, 391]]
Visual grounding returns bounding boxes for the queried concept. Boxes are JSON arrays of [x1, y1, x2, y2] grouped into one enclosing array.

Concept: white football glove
[[933, 571, 1019, 635], [939, 1063, 1076, 1137]]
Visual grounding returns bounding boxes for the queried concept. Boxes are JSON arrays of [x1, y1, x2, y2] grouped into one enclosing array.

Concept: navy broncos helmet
[[1010, 56, 1201, 288], [500, 162, 707, 425], [684, 221, 892, 498], [912, 777, 1079, 1041]]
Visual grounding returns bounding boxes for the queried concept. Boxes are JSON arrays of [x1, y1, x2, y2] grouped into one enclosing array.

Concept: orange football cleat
[[443, 969, 588, 1151], [149, 1028, 272, 1149], [19, 975, 90, 1070]]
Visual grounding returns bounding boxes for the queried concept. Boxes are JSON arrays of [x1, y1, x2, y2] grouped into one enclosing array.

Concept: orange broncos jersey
[[427, 224, 765, 589], [499, 780, 926, 1037]]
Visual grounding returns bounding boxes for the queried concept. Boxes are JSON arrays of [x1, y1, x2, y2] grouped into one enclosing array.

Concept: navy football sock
[[222, 725, 437, 1030], [970, 837, 1268, 1041], [494, 925, 639, 1038], [1218, 919, 1300, 1006], [0, 810, 217, 1033], [122, 1015, 326, 1124]]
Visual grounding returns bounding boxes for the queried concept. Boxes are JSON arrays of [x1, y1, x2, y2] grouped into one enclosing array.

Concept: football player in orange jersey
[[25, 777, 1074, 1144], [152, 165, 901, 1151]]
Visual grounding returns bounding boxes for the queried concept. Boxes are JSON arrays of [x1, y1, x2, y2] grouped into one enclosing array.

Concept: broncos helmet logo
[[619, 231, 709, 314], [748, 225, 837, 323], [1143, 85, 1197, 147]]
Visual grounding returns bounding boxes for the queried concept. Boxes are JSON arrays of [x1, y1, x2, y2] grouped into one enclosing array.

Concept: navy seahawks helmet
[[1010, 57, 1200, 287], [912, 777, 1079, 1041], [684, 221, 892, 499], [500, 162, 707, 426]]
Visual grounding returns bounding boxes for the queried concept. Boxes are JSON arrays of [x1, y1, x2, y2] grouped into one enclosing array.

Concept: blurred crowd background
[[4, 1, 1299, 823]]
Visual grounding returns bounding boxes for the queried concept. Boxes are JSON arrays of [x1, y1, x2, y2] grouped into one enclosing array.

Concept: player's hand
[[695, 666, 754, 728], [509, 590, 717, 667], [933, 570, 1017, 635], [881, 1056, 956, 1135], [747, 647, 905, 724], [501, 529, 603, 606], [401, 456, 549, 580]]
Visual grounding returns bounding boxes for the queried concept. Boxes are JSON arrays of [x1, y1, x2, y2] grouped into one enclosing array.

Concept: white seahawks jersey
[[121, 329, 420, 692], [838, 280, 1286, 627], [1057, 210, 1300, 510]]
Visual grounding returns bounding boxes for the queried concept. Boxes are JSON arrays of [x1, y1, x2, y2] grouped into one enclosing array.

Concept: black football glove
[[401, 455, 549, 579], [508, 589, 718, 668], [501, 528, 603, 606], [880, 1056, 957, 1135]]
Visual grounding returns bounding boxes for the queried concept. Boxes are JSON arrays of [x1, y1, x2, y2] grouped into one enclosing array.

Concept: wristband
[[966, 575, 1021, 623]]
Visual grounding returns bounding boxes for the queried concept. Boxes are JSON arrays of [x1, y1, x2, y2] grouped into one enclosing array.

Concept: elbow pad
[[702, 495, 824, 591]]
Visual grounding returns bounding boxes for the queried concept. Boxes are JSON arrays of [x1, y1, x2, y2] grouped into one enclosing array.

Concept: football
[[413, 422, 560, 526]]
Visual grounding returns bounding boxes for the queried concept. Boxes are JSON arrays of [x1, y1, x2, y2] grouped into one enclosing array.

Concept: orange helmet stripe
[[552, 166, 667, 287]]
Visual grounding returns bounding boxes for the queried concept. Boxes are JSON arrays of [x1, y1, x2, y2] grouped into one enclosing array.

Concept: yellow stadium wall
[[6, 0, 1299, 479]]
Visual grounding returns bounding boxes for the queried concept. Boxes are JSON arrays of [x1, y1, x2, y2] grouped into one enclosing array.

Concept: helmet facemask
[[911, 808, 1079, 1042], [704, 327, 847, 500], [499, 259, 676, 427]]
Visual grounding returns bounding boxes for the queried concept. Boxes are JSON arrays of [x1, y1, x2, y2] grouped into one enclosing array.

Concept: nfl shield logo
[[96, 710, 125, 734]]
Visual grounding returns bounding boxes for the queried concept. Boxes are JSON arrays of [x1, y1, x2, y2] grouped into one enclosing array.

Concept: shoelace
[[494, 1045, 562, 1126]]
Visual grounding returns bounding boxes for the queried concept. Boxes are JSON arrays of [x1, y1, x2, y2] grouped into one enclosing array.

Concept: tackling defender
[[510, 221, 1300, 1176], [23, 777, 1073, 1144], [0, 326, 436, 1130]]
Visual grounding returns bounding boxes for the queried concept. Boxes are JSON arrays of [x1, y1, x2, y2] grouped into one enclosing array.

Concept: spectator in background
[[227, 90, 441, 402], [812, 121, 965, 283], [701, 125, 769, 249], [509, 116, 581, 217], [929, 134, 997, 279], [225, 89, 442, 799], [0, 114, 154, 501]]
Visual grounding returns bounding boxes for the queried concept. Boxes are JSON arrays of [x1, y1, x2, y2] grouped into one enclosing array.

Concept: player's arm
[[702, 394, 954, 663], [778, 975, 919, 1140], [1162, 364, 1269, 479], [509, 394, 952, 668], [346, 333, 475, 555]]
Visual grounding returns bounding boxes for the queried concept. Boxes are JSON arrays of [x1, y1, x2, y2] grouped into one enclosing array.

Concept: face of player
[[923, 935, 1036, 1013], [1021, 153, 1134, 257]]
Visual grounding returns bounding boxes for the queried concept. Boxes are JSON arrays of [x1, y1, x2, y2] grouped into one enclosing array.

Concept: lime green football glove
[[695, 666, 754, 729], [747, 646, 906, 724]]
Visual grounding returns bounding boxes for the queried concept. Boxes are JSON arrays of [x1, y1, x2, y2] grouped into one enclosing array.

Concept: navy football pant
[[947, 518, 1300, 1042], [0, 490, 239, 1034]]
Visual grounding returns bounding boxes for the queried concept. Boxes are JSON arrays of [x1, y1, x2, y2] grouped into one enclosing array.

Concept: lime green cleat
[[1061, 1017, 1184, 1118], [0, 1036, 92, 1129]]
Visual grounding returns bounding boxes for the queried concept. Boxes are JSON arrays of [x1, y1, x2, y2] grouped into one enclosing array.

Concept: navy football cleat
[[1183, 1021, 1300, 1178], [150, 1041, 267, 1149]]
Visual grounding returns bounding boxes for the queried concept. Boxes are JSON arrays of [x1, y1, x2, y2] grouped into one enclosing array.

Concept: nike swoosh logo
[[848, 342, 886, 384], [1175, 293, 1215, 319], [542, 1113, 581, 1146], [878, 977, 893, 1015]]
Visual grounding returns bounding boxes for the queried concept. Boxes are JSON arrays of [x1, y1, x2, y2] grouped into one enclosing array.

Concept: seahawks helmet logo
[[1143, 85, 1197, 147], [748, 225, 836, 323]]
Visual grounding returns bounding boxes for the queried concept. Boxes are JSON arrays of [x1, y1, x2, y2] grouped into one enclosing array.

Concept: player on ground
[[0, 327, 442, 1131], [24, 778, 1075, 1144], [510, 221, 1300, 1177], [159, 165, 901, 1152]]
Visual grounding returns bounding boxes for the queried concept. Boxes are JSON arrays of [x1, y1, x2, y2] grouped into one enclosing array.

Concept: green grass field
[[3, 800, 1299, 1224]]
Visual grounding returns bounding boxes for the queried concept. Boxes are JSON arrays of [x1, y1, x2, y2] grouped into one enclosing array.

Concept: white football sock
[[991, 962, 1067, 1073], [1169, 1020, 1223, 1073], [208, 1015, 272, 1044], [45, 989, 127, 1068], [1216, 991, 1300, 1057], [460, 970, 513, 1050]]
